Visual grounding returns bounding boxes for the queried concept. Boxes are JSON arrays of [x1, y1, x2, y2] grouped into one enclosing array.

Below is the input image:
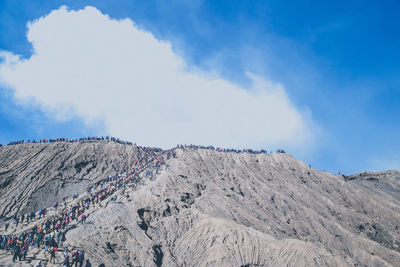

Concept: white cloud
[[0, 6, 315, 149]]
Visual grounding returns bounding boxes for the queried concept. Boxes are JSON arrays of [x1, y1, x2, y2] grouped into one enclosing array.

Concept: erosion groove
[[0, 142, 141, 219], [0, 143, 399, 266]]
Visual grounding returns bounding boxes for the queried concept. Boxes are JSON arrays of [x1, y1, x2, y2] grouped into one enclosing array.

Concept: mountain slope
[[0, 143, 399, 266], [65, 148, 400, 266], [0, 141, 157, 220]]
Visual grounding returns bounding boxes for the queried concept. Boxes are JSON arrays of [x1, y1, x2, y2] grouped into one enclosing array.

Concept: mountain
[[0, 141, 399, 266]]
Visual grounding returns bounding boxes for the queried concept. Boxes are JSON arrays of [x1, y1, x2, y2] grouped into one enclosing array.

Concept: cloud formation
[[0, 6, 314, 149]]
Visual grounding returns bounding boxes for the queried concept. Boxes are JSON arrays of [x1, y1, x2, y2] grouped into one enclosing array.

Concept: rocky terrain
[[0, 141, 146, 220], [0, 142, 399, 266]]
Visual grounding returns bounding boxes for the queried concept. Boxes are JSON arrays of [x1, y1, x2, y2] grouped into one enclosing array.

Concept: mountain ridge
[[0, 141, 399, 266]]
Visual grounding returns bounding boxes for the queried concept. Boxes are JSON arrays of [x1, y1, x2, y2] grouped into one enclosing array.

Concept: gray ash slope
[[1, 142, 400, 266], [0, 141, 151, 219]]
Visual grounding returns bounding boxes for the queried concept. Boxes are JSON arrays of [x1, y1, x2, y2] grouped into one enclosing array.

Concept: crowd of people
[[0, 147, 175, 266], [2, 137, 288, 155], [3, 136, 133, 146], [176, 144, 285, 154], [0, 231, 90, 266], [0, 136, 288, 265], [1, 200, 93, 267]]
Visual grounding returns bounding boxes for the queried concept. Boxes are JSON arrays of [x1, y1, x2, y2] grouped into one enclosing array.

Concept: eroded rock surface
[[0, 141, 147, 220], [1, 144, 399, 266]]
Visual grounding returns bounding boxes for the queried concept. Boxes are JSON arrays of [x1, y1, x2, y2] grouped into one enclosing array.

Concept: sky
[[0, 0, 399, 174]]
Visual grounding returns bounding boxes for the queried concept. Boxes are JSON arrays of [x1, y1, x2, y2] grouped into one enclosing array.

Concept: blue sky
[[0, 0, 399, 174]]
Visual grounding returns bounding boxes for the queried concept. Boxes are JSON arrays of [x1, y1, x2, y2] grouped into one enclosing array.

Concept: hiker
[[63, 256, 71, 267], [50, 247, 57, 263], [78, 250, 85, 267], [84, 259, 92, 267], [60, 231, 66, 244], [56, 230, 61, 245], [80, 214, 87, 223], [44, 235, 51, 251], [50, 236, 58, 249], [72, 249, 79, 266], [0, 235, 5, 249], [12, 242, 21, 262], [23, 241, 29, 260]]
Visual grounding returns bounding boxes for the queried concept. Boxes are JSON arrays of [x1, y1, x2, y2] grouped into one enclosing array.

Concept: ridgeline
[[0, 141, 399, 266]]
